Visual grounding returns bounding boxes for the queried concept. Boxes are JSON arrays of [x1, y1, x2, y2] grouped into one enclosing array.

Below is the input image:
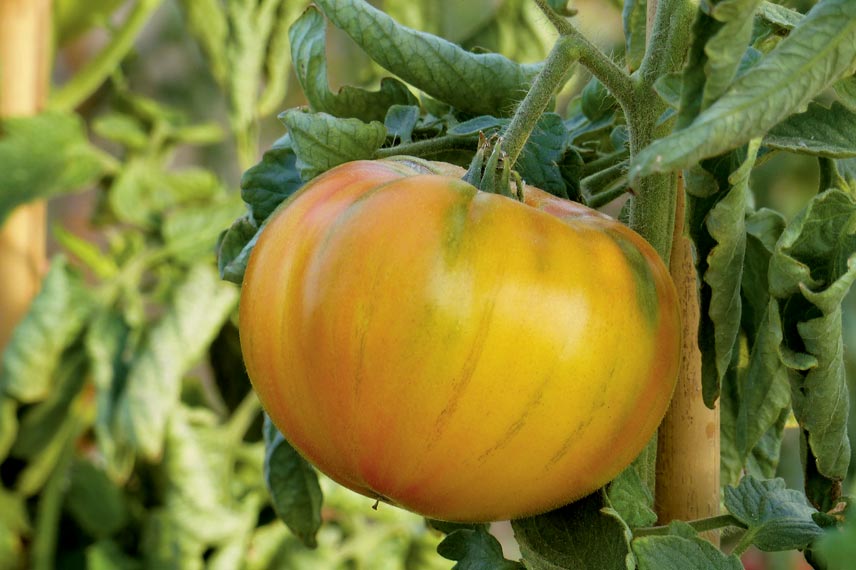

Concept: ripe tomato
[[239, 157, 681, 522]]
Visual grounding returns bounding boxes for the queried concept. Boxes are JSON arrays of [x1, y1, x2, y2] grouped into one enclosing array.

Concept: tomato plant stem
[[375, 134, 478, 159], [580, 160, 629, 203], [633, 514, 745, 537], [636, 0, 698, 90], [226, 391, 263, 443], [49, 0, 164, 112], [532, 0, 636, 111], [501, 35, 579, 168]]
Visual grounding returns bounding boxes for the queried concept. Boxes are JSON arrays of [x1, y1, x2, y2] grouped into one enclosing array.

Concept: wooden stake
[[0, 0, 51, 349], [655, 173, 721, 543]]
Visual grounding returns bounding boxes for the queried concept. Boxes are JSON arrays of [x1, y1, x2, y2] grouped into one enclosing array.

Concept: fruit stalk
[[0, 0, 51, 349]]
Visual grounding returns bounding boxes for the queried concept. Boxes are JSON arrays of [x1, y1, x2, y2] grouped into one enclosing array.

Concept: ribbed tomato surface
[[239, 158, 680, 522]]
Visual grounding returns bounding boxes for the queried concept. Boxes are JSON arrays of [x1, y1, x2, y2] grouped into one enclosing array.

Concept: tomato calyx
[[462, 133, 524, 201]]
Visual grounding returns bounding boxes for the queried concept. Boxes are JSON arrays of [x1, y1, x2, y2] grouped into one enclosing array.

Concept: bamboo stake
[[0, 0, 51, 349], [655, 173, 721, 544]]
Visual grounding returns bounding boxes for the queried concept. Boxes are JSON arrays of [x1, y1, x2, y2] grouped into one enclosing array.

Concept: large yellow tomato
[[239, 157, 680, 523]]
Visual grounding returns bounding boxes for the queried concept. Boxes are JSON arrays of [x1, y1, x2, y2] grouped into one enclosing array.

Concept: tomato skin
[[239, 158, 681, 522]]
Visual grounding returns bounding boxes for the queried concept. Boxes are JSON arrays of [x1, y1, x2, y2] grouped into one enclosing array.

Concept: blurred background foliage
[[0, 0, 852, 569]]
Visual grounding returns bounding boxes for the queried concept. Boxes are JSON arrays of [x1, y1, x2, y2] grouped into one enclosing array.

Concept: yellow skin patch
[[240, 159, 681, 522]]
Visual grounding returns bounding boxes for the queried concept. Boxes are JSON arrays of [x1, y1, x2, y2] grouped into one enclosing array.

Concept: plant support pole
[[0, 0, 51, 349], [655, 174, 721, 544]]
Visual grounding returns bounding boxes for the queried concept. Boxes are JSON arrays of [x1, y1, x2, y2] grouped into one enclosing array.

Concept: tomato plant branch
[[635, 0, 697, 90], [225, 391, 262, 443], [581, 149, 629, 177], [50, 0, 164, 112], [375, 135, 478, 159], [501, 34, 580, 167], [531, 0, 635, 112], [633, 514, 745, 537], [580, 160, 628, 203]]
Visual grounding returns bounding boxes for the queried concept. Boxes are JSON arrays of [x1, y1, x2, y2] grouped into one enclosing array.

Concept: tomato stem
[[632, 514, 745, 537], [500, 34, 579, 169], [375, 134, 478, 160], [49, 0, 165, 112]]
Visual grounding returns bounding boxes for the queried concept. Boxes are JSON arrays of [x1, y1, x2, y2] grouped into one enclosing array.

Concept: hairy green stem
[[50, 0, 165, 111], [375, 135, 478, 159], [585, 185, 629, 209], [636, 0, 698, 89], [624, 0, 697, 262], [580, 160, 628, 201], [226, 391, 263, 443], [581, 149, 630, 177], [633, 514, 745, 537], [502, 35, 580, 167], [533, 0, 635, 113]]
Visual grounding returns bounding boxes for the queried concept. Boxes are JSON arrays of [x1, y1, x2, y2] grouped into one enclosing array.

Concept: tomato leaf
[[632, 0, 856, 177], [724, 477, 824, 551], [280, 109, 387, 181], [385, 105, 421, 145], [311, 0, 540, 117], [769, 189, 856, 505], [764, 102, 856, 158], [632, 522, 743, 570], [514, 113, 571, 198], [812, 511, 856, 570], [622, 0, 647, 73], [217, 216, 259, 285], [512, 492, 632, 570], [161, 193, 245, 265], [700, 0, 763, 111], [737, 300, 790, 455], [263, 415, 323, 549], [833, 74, 856, 111], [114, 264, 238, 460], [757, 1, 801, 30], [0, 112, 111, 225], [240, 135, 304, 225], [64, 459, 130, 538], [0, 487, 30, 569], [141, 509, 206, 569], [289, 6, 417, 122], [85, 540, 143, 570], [175, 0, 228, 85], [10, 350, 87, 461], [162, 407, 246, 544], [85, 310, 135, 482], [0, 397, 17, 464], [699, 141, 758, 406], [436, 526, 523, 570], [606, 468, 657, 529], [0, 257, 93, 404], [108, 161, 222, 229]]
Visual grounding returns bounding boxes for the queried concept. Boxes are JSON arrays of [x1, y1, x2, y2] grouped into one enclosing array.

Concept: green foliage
[[0, 113, 113, 225], [725, 477, 825, 552], [633, 0, 856, 177], [311, 0, 541, 118], [633, 522, 744, 570], [437, 526, 523, 570], [3, 0, 856, 568], [263, 415, 323, 548], [511, 492, 633, 570]]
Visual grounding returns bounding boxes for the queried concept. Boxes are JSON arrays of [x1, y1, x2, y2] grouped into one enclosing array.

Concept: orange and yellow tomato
[[239, 157, 681, 522]]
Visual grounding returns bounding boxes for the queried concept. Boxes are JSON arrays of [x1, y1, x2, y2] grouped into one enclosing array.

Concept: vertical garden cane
[[0, 0, 50, 349]]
